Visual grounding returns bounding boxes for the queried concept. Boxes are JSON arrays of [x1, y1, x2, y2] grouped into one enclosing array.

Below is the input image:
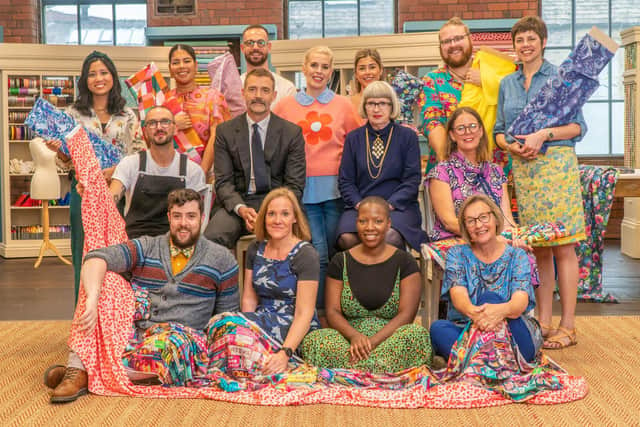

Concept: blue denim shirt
[[494, 60, 587, 148]]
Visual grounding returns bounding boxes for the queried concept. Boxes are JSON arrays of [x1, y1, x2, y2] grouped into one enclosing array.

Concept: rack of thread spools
[[8, 77, 39, 144], [6, 74, 74, 248]]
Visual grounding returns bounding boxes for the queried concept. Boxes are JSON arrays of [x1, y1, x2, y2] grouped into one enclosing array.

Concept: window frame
[[286, 0, 396, 39], [42, 0, 147, 46]]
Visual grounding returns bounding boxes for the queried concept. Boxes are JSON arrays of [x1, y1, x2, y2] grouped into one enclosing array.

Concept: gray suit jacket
[[214, 112, 306, 213]]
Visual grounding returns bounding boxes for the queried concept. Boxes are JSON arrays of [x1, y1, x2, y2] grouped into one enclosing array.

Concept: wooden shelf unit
[[0, 43, 170, 258]]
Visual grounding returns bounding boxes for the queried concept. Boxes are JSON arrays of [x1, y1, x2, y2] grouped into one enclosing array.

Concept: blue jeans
[[305, 198, 343, 310], [430, 292, 536, 362]]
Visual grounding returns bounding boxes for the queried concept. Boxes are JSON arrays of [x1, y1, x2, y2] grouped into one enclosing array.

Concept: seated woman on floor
[[238, 187, 321, 375], [426, 106, 519, 242], [430, 194, 543, 363], [302, 196, 432, 372], [337, 81, 426, 251]]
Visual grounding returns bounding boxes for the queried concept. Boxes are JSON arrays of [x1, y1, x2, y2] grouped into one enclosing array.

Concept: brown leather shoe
[[43, 364, 66, 389], [50, 367, 88, 404]]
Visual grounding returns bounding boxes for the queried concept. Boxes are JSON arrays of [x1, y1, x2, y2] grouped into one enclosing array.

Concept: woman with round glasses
[[426, 106, 518, 242], [349, 49, 384, 111], [336, 81, 426, 251], [164, 44, 231, 179], [494, 16, 586, 350], [430, 194, 542, 363]]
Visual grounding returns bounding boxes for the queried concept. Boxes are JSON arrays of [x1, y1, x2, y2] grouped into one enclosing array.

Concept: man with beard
[[44, 188, 240, 403], [240, 24, 296, 109], [204, 68, 305, 249], [419, 17, 481, 171], [110, 106, 206, 238]]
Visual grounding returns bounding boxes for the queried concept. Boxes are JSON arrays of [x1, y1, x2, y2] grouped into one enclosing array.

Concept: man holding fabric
[[44, 188, 240, 403]]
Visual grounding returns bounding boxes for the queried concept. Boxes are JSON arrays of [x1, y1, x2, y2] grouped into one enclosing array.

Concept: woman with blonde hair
[[273, 46, 361, 314], [240, 187, 321, 374], [350, 48, 384, 110]]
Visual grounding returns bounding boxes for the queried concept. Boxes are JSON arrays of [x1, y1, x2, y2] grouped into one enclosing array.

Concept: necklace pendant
[[372, 135, 385, 160]]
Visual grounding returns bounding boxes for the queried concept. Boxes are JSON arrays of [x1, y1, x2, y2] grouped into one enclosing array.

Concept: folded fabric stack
[[502, 222, 570, 245]]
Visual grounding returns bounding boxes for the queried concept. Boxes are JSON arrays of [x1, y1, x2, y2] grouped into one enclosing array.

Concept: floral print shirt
[[66, 105, 145, 158], [418, 66, 462, 138]]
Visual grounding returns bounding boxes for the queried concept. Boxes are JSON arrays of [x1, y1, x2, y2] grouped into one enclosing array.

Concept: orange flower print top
[[273, 92, 361, 177], [297, 111, 333, 145]]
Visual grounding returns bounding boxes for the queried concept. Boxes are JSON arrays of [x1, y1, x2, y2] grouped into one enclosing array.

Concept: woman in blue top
[[430, 194, 542, 363], [241, 187, 321, 374], [494, 16, 587, 350]]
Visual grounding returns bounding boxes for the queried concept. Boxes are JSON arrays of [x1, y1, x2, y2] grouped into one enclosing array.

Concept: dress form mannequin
[[29, 137, 70, 268]]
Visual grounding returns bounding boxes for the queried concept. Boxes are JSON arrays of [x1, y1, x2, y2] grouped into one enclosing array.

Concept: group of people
[[43, 15, 586, 403]]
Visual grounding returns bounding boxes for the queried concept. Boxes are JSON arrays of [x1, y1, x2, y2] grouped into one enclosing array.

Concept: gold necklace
[[366, 126, 394, 179]]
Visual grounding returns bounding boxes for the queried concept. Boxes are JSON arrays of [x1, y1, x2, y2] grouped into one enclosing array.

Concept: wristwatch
[[547, 130, 554, 141], [279, 347, 293, 358]]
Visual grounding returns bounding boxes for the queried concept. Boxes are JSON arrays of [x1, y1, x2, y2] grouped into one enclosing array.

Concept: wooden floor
[[0, 240, 639, 320]]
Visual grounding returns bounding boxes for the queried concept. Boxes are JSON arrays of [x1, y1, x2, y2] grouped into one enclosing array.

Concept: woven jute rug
[[0, 316, 638, 426]]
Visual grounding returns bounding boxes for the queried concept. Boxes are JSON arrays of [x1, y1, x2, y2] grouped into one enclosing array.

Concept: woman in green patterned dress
[[301, 196, 432, 372]]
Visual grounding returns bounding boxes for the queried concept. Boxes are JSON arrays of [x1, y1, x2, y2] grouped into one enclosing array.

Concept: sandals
[[539, 322, 556, 339], [543, 326, 577, 350]]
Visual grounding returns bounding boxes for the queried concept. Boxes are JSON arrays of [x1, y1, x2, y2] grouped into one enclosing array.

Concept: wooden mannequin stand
[[34, 202, 71, 268]]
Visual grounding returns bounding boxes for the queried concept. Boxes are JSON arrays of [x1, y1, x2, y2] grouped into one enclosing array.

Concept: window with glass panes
[[542, 0, 639, 155], [43, 0, 147, 46], [288, 0, 394, 39]]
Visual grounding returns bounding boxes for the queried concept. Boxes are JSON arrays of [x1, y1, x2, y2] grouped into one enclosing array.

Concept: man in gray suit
[[204, 68, 306, 248]]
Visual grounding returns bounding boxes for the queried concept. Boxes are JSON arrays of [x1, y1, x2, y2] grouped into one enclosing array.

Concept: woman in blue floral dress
[[241, 188, 321, 375]]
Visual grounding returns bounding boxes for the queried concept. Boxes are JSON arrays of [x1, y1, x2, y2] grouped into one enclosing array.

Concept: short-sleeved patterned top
[[442, 244, 535, 324], [418, 66, 462, 138], [425, 151, 507, 241], [165, 86, 231, 147]]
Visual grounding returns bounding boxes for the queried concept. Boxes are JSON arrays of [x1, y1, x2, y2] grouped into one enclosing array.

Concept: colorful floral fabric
[[507, 30, 617, 154], [575, 165, 619, 302], [418, 67, 462, 173], [389, 69, 423, 125], [511, 146, 586, 246], [426, 151, 507, 241], [436, 321, 563, 402], [301, 253, 432, 372], [24, 98, 123, 169]]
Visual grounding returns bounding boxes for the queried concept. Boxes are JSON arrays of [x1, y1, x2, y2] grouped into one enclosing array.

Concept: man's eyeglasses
[[244, 39, 267, 48], [464, 212, 493, 228], [440, 34, 469, 46], [146, 119, 174, 129], [365, 101, 392, 109], [453, 123, 480, 135]]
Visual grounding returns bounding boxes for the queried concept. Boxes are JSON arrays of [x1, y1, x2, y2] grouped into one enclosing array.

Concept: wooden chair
[[235, 234, 256, 296], [418, 183, 445, 328]]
